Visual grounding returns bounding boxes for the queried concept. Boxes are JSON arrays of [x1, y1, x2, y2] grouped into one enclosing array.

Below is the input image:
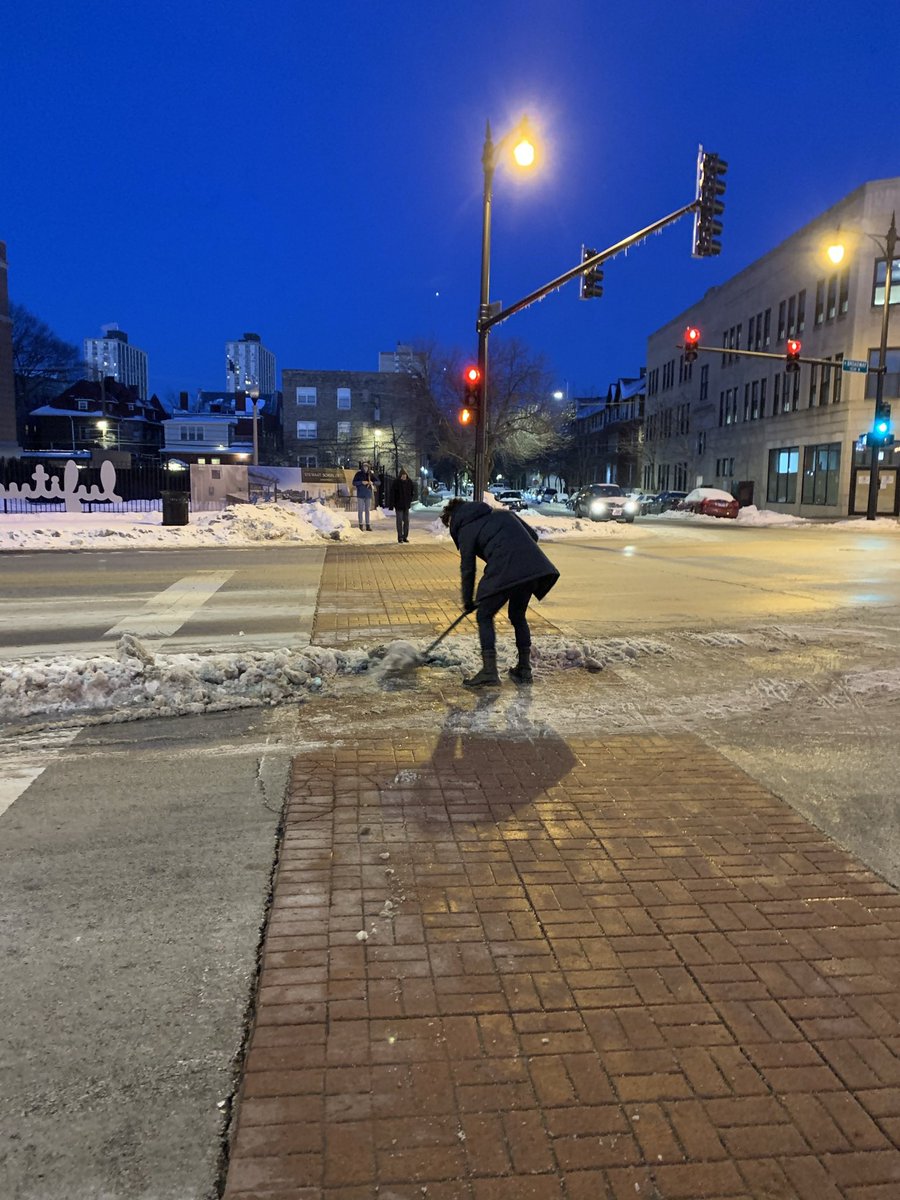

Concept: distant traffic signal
[[786, 339, 802, 373], [579, 246, 604, 299], [683, 326, 701, 363], [871, 401, 893, 445], [460, 364, 482, 425], [692, 147, 727, 258]]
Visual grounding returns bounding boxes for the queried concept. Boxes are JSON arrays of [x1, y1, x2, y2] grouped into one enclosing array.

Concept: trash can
[[161, 491, 189, 526]]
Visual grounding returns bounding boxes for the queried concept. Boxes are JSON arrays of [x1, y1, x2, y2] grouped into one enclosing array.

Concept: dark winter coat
[[392, 476, 415, 510], [448, 501, 560, 609]]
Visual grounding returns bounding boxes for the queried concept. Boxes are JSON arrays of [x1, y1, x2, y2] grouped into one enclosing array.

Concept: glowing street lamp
[[473, 114, 541, 500], [826, 242, 845, 265]]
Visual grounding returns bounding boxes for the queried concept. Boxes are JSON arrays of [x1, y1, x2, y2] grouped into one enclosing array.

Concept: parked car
[[496, 489, 528, 512], [642, 490, 687, 514], [677, 487, 740, 519], [539, 488, 558, 503], [571, 484, 639, 523]]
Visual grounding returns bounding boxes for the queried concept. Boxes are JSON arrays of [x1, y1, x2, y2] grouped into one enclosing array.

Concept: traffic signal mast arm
[[478, 200, 699, 335], [676, 342, 841, 368]]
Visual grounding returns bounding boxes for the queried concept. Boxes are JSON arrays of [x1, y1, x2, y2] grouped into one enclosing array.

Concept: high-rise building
[[378, 344, 427, 376], [0, 242, 18, 454], [226, 332, 276, 395], [83, 324, 149, 401]]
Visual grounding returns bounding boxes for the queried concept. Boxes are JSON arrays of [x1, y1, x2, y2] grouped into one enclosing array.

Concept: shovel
[[381, 610, 473, 677]]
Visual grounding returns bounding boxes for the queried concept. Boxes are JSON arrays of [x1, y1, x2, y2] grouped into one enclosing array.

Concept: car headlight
[[590, 500, 607, 513], [624, 500, 637, 513]]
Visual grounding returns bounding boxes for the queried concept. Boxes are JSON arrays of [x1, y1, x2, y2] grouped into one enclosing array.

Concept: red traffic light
[[786, 339, 801, 356], [459, 406, 474, 425], [464, 365, 481, 385], [685, 326, 701, 345]]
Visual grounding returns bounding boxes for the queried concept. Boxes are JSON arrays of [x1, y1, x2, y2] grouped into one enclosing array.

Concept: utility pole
[[866, 212, 897, 521]]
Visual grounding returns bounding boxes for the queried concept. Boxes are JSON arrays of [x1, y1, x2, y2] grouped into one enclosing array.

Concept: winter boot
[[463, 652, 501, 689], [508, 648, 533, 685]]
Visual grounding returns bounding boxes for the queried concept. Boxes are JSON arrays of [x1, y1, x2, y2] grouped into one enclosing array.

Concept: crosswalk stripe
[[0, 728, 82, 819], [103, 571, 234, 638]]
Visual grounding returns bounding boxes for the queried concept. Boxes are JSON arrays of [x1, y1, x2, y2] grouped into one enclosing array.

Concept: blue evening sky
[[3, 0, 897, 405]]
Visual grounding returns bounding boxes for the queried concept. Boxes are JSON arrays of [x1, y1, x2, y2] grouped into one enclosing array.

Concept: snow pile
[[0, 501, 391, 551], [1, 632, 672, 721], [0, 634, 370, 721], [736, 505, 811, 527]]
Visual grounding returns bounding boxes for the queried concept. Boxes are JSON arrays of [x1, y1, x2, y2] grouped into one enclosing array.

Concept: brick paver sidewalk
[[223, 732, 900, 1199]]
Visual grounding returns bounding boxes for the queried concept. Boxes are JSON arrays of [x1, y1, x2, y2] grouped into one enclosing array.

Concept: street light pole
[[250, 389, 260, 466], [866, 211, 897, 521], [473, 121, 496, 503], [472, 116, 536, 501]]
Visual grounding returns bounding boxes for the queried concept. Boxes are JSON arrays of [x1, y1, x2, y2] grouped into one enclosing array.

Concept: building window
[[826, 275, 837, 321], [873, 257, 900, 307], [801, 442, 841, 505], [179, 425, 205, 441], [748, 315, 755, 349], [296, 421, 317, 440], [787, 296, 796, 338], [298, 455, 317, 468], [797, 290, 806, 334], [743, 383, 750, 422], [865, 347, 900, 399], [699, 363, 709, 402], [750, 380, 760, 420], [296, 387, 317, 406], [764, 307, 771, 347], [337, 388, 351, 410], [815, 280, 825, 325], [648, 368, 659, 396], [759, 377, 767, 418], [673, 462, 688, 490], [833, 354, 843, 404], [697, 430, 706, 455], [838, 270, 849, 316], [77, 400, 89, 411], [777, 301, 786, 342], [808, 368, 817, 407], [337, 421, 351, 438], [773, 375, 781, 415], [819, 360, 831, 406], [767, 447, 799, 503]]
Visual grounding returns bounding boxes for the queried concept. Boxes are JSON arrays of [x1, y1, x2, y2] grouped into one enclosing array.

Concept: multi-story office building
[[83, 324, 149, 401], [281, 365, 422, 473], [644, 177, 900, 516], [226, 332, 277, 396]]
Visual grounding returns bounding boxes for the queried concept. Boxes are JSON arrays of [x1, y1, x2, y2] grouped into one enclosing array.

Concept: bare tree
[[11, 303, 81, 417]]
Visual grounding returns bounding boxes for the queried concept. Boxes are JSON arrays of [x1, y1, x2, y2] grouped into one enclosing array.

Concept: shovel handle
[[422, 609, 472, 657]]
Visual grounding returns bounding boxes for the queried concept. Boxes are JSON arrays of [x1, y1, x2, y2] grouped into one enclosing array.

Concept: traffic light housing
[[683, 326, 701, 363], [579, 246, 604, 299], [871, 401, 893, 445], [786, 339, 802, 373], [692, 147, 727, 258], [460, 364, 481, 426]]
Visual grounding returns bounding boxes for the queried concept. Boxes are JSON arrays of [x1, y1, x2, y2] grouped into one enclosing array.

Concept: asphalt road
[[2, 517, 900, 661]]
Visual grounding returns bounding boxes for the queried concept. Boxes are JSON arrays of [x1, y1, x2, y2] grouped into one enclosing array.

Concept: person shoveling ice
[[440, 497, 559, 688]]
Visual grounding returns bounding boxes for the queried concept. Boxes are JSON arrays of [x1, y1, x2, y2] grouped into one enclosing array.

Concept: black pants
[[395, 508, 410, 540], [476, 583, 533, 656]]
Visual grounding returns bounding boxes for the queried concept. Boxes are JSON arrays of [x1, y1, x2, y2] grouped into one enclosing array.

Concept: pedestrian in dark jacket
[[351, 461, 377, 530], [392, 469, 415, 543], [441, 498, 559, 688]]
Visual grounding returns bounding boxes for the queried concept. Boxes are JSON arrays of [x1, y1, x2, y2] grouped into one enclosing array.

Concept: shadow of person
[[391, 688, 580, 834]]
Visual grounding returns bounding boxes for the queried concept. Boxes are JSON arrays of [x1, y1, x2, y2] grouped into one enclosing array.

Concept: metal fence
[[0, 460, 190, 514]]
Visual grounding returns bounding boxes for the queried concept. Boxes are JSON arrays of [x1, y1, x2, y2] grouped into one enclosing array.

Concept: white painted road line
[[0, 728, 82, 819], [103, 571, 234, 638]]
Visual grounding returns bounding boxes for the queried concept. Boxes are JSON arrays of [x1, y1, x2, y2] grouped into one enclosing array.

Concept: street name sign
[[842, 359, 869, 373]]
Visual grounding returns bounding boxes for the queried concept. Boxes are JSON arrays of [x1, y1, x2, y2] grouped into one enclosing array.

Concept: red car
[[677, 487, 740, 519]]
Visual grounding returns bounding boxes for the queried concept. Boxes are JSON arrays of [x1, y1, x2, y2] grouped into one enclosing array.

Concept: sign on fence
[[0, 460, 123, 512]]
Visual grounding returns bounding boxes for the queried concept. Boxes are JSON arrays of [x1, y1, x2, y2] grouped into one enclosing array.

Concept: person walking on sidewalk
[[441, 498, 559, 688], [392, 468, 415, 543], [352, 461, 377, 530]]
